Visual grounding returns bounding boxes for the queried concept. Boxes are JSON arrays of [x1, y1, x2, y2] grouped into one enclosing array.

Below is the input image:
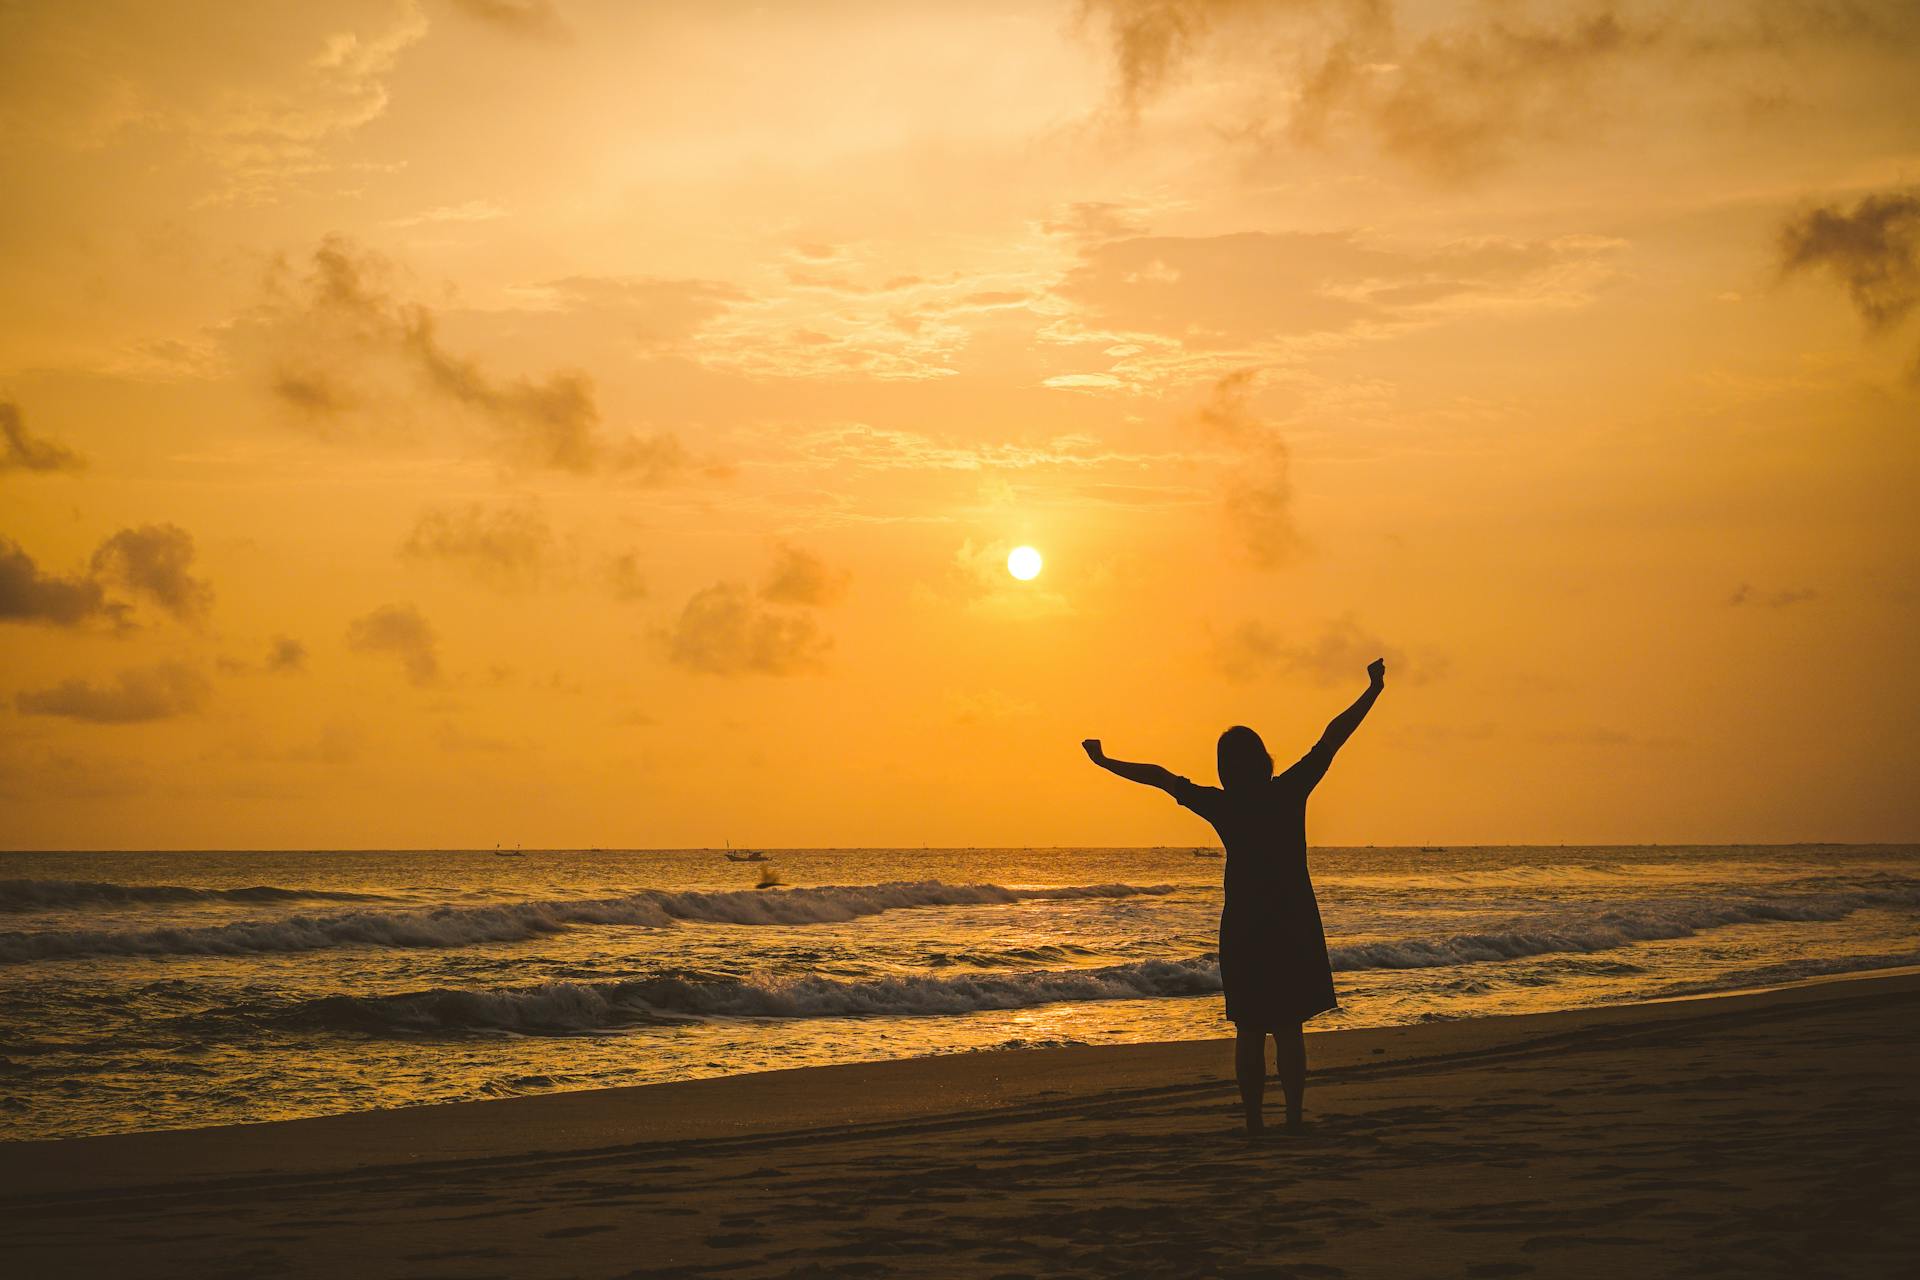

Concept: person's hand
[[1367, 658, 1386, 687], [1081, 738, 1105, 763]]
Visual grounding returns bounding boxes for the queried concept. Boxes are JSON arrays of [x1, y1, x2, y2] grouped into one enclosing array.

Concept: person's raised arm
[[1081, 739, 1181, 794], [1298, 659, 1386, 777]]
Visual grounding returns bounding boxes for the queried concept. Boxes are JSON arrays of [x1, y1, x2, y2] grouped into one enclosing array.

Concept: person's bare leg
[[1275, 1023, 1307, 1132], [1234, 1026, 1267, 1134]]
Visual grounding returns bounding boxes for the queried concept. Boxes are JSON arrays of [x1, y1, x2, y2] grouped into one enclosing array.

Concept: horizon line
[[3, 841, 1914, 856]]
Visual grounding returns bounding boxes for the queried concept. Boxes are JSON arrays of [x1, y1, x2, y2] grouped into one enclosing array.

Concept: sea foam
[[219, 888, 1920, 1036], [279, 957, 1227, 1035]]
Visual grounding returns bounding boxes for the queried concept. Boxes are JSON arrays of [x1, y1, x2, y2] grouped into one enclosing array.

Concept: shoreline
[[5, 965, 1915, 1189], [5, 968, 1916, 1276]]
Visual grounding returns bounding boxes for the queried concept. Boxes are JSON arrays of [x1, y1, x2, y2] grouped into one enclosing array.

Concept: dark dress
[[1170, 748, 1338, 1028]]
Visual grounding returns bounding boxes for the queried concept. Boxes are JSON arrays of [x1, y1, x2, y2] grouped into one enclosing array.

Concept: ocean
[[3, 845, 1916, 1142]]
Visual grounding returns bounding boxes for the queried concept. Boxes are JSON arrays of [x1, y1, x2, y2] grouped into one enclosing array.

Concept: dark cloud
[[346, 603, 441, 686], [1294, 6, 1656, 179], [1212, 613, 1411, 685], [403, 312, 604, 472], [258, 237, 694, 478], [266, 636, 308, 672], [448, 0, 568, 38], [0, 402, 84, 474], [1727, 583, 1819, 609], [664, 583, 830, 676], [88, 524, 213, 625], [1193, 369, 1297, 567], [1778, 189, 1920, 333], [759, 542, 850, 606], [257, 237, 412, 426], [297, 234, 395, 328], [0, 537, 113, 626], [1085, 0, 1635, 176], [270, 369, 355, 416], [400, 501, 552, 589], [1081, 1, 1918, 180], [1, 525, 213, 630], [605, 552, 647, 602], [15, 662, 211, 723], [1081, 0, 1255, 116]]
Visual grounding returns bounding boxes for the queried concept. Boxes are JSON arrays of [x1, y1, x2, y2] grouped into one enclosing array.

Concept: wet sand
[[3, 970, 1917, 1278]]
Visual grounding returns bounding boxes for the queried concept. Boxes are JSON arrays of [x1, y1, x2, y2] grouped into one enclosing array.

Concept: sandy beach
[[3, 970, 1916, 1278]]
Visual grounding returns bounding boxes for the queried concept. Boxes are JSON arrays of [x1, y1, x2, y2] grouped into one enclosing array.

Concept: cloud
[[270, 370, 356, 416], [1081, 0, 1248, 117], [1291, 5, 1657, 180], [759, 542, 850, 606], [0, 537, 113, 627], [689, 253, 1036, 382], [663, 583, 830, 676], [88, 524, 214, 625], [0, 402, 84, 474], [1778, 189, 1920, 333], [601, 552, 648, 602], [1080, 1, 1919, 181], [1, 525, 213, 630], [401, 312, 606, 472], [255, 236, 694, 477], [533, 275, 746, 348], [266, 636, 308, 672], [1727, 583, 1819, 609], [1057, 230, 1620, 351], [387, 198, 510, 228], [447, 0, 567, 38], [401, 501, 552, 589], [1212, 614, 1410, 685], [1040, 201, 1151, 242], [0, 1, 429, 202], [1082, 0, 1640, 176], [783, 423, 1179, 475], [1192, 369, 1298, 567], [346, 603, 441, 685], [15, 662, 211, 723]]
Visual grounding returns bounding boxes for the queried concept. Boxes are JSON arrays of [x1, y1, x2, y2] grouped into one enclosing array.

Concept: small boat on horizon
[[723, 842, 768, 862], [1193, 848, 1222, 858]]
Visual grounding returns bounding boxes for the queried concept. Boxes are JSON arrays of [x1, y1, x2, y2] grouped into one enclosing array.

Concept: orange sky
[[2, 0, 1917, 850]]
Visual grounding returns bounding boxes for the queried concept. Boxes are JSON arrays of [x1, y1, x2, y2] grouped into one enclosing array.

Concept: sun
[[1007, 545, 1043, 581]]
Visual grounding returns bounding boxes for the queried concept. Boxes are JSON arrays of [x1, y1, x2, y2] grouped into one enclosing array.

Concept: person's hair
[[1216, 724, 1273, 792]]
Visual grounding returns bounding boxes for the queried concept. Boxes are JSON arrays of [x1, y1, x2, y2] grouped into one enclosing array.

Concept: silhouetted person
[[1083, 658, 1385, 1135]]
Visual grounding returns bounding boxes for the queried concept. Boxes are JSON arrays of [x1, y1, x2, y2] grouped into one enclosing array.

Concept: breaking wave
[[1324, 891, 1919, 970], [0, 881, 1177, 963], [226, 889, 1920, 1036], [279, 957, 1226, 1035], [0, 878, 393, 912]]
